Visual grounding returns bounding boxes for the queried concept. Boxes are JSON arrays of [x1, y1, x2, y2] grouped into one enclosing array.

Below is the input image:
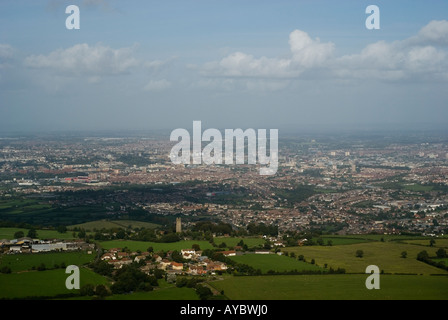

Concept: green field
[[69, 219, 160, 231], [99, 240, 215, 252], [403, 184, 434, 192], [322, 234, 435, 242], [286, 242, 448, 275], [213, 237, 265, 248], [107, 286, 199, 300], [433, 258, 448, 265], [400, 239, 448, 248], [229, 254, 323, 273], [319, 237, 373, 245], [210, 274, 448, 300], [0, 197, 112, 226], [0, 267, 109, 299], [0, 227, 78, 240], [314, 234, 448, 245], [0, 199, 50, 212], [0, 251, 95, 272]]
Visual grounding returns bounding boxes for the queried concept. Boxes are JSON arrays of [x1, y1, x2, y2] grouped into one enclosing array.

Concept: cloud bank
[[24, 43, 140, 76], [199, 20, 448, 83]]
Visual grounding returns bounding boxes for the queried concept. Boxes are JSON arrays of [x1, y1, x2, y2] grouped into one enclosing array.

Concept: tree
[[153, 268, 165, 280], [27, 228, 37, 238], [401, 251, 407, 259], [57, 225, 67, 234], [218, 242, 227, 248], [91, 260, 113, 277], [171, 250, 184, 263], [116, 229, 126, 239], [80, 284, 95, 296], [14, 231, 24, 239], [95, 284, 110, 298], [429, 239, 436, 247], [37, 263, 46, 271], [417, 250, 429, 261], [137, 282, 153, 292], [355, 250, 364, 258], [192, 244, 201, 251], [77, 229, 86, 239], [436, 248, 447, 259], [111, 265, 156, 294], [0, 266, 11, 274], [196, 285, 213, 300]]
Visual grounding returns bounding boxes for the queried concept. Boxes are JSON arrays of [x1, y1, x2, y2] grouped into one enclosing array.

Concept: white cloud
[[201, 30, 333, 79], [0, 44, 14, 59], [24, 43, 139, 76], [289, 30, 334, 68], [202, 52, 294, 78], [143, 79, 172, 92], [334, 21, 448, 81], [413, 20, 448, 46], [199, 20, 448, 84], [0, 44, 14, 69]]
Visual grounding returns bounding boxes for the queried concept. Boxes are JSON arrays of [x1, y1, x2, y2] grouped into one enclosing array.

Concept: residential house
[[218, 250, 236, 257], [101, 253, 116, 261], [134, 255, 146, 263]]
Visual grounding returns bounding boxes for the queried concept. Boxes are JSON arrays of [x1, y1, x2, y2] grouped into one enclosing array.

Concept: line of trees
[[416, 249, 448, 271]]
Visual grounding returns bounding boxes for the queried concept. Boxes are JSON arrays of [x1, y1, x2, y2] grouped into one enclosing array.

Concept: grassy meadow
[[0, 267, 109, 299], [228, 254, 323, 274], [213, 236, 265, 248], [285, 241, 448, 275], [106, 286, 199, 300], [210, 274, 448, 300], [318, 237, 372, 245], [2, 233, 447, 300], [69, 219, 160, 231], [99, 239, 215, 252], [399, 239, 448, 248], [0, 227, 77, 240], [0, 251, 95, 272]]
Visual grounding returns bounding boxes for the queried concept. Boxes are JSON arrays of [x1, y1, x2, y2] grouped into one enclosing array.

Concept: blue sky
[[1, 0, 448, 132]]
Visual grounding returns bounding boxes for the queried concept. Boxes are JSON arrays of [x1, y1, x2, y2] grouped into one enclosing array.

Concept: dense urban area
[[0, 130, 447, 236]]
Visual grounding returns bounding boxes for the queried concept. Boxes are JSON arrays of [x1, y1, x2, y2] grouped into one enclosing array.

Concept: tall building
[[176, 218, 182, 233]]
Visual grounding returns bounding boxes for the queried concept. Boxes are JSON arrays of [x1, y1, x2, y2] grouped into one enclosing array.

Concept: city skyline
[[1, 1, 448, 132]]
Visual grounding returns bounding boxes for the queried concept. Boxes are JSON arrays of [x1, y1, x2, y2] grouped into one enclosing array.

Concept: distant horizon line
[[1, 122, 448, 138]]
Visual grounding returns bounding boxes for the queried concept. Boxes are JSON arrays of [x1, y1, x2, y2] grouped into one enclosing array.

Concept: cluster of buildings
[[0, 237, 94, 254], [100, 248, 229, 276]]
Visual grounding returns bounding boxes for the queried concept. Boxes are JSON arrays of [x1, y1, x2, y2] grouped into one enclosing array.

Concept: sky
[[1, 0, 448, 133]]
